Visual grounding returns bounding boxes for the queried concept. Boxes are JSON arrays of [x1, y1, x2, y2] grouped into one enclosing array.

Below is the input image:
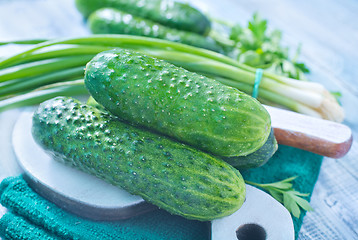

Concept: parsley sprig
[[231, 13, 310, 81], [245, 176, 313, 218], [211, 13, 310, 81]]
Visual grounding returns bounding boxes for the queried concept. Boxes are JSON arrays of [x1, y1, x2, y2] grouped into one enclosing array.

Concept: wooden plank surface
[[0, 0, 357, 239]]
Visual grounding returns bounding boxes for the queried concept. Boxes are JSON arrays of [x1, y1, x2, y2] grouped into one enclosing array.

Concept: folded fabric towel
[[0, 145, 323, 240]]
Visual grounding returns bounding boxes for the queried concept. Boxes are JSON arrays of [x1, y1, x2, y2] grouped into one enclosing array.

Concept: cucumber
[[85, 49, 271, 157], [88, 95, 277, 169], [223, 128, 278, 169], [32, 97, 246, 221], [88, 8, 222, 53], [75, 0, 211, 35]]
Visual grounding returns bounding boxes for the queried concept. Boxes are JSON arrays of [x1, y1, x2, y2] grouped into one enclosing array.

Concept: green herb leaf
[[291, 193, 314, 212], [294, 62, 310, 74], [283, 191, 301, 218], [229, 24, 243, 43], [261, 181, 293, 190], [281, 176, 298, 182], [268, 189, 284, 203], [225, 12, 310, 80], [245, 176, 313, 218], [248, 13, 267, 43], [330, 91, 342, 105]]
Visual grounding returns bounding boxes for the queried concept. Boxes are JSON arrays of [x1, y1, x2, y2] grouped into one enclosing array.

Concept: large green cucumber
[[75, 0, 211, 35], [85, 49, 271, 157], [88, 96, 277, 169], [88, 8, 222, 53], [32, 97, 246, 221]]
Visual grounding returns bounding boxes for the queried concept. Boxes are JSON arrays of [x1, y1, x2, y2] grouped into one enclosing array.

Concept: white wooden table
[[0, 0, 357, 239]]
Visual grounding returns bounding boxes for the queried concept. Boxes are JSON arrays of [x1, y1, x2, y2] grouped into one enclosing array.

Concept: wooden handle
[[264, 105, 353, 158]]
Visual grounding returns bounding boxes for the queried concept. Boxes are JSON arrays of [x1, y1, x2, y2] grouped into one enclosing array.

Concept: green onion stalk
[[0, 34, 344, 122]]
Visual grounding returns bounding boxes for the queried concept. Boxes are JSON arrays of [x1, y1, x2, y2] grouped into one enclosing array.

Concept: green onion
[[0, 39, 48, 46], [0, 56, 92, 82], [0, 80, 87, 112], [0, 45, 114, 69], [0, 67, 84, 97], [0, 35, 344, 122]]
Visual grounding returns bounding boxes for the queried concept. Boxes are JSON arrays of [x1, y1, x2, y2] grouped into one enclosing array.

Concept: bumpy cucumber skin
[[88, 8, 222, 53], [32, 97, 246, 221], [75, 0, 211, 35], [88, 95, 276, 170], [223, 128, 278, 169], [85, 49, 271, 157]]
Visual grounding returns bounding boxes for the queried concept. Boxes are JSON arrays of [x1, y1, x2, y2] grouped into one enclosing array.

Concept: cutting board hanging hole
[[236, 223, 267, 240]]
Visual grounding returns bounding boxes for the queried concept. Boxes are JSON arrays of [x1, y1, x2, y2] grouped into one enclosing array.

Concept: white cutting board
[[12, 110, 156, 220]]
